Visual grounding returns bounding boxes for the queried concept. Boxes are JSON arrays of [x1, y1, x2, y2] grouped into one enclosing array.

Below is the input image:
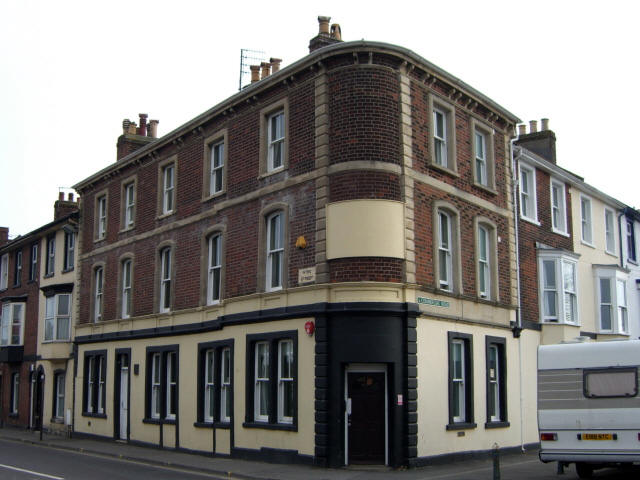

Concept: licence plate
[[582, 433, 613, 440]]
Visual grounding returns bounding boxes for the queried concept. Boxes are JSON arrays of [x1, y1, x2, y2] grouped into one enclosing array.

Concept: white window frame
[[550, 180, 568, 235], [604, 208, 616, 255], [64, 232, 74, 270], [580, 195, 593, 245], [162, 164, 175, 215], [46, 236, 55, 276], [477, 225, 490, 299], [433, 108, 448, 168], [87, 356, 95, 413], [519, 163, 538, 223], [151, 352, 161, 419], [165, 351, 177, 420], [207, 234, 221, 305], [451, 339, 466, 423], [203, 349, 215, 423], [210, 141, 224, 195], [277, 339, 294, 424], [1, 302, 25, 346], [220, 347, 231, 423], [124, 182, 135, 228], [487, 344, 500, 422], [159, 248, 171, 313], [266, 212, 283, 292], [14, 251, 22, 286], [267, 110, 285, 172], [537, 251, 579, 325], [0, 254, 7, 290], [97, 195, 107, 240], [474, 131, 487, 186], [121, 259, 132, 319], [595, 267, 629, 335], [29, 244, 38, 282], [44, 293, 71, 341], [55, 373, 65, 419], [438, 211, 453, 291], [94, 267, 103, 322], [254, 341, 270, 422]]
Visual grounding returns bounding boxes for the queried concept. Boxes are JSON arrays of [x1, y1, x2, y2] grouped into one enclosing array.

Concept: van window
[[584, 368, 637, 398]]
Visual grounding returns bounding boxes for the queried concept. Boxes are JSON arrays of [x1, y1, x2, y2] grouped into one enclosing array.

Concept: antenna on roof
[[239, 48, 265, 91]]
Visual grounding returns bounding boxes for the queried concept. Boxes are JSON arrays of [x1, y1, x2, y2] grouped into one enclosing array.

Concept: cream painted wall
[[326, 200, 405, 260], [569, 187, 622, 334], [74, 317, 315, 456], [416, 317, 540, 457]]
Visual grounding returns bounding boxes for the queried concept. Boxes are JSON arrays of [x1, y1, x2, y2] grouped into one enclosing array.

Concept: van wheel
[[576, 463, 593, 479]]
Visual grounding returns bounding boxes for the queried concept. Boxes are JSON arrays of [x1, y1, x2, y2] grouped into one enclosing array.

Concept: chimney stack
[[309, 15, 344, 52], [54, 191, 79, 220], [270, 58, 282, 73], [0, 227, 8, 247], [250, 65, 261, 83], [138, 113, 148, 137], [260, 62, 271, 79], [149, 119, 159, 138], [515, 118, 557, 164], [117, 113, 158, 160]]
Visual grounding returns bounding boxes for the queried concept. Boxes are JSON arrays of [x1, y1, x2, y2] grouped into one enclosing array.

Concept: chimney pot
[[138, 113, 148, 136], [250, 65, 261, 83], [149, 119, 159, 138], [318, 16, 331, 34], [270, 57, 282, 73], [260, 62, 271, 80], [122, 118, 131, 135], [58, 192, 65, 201], [128, 122, 138, 135], [330, 24, 342, 41], [518, 124, 527, 136], [68, 193, 74, 202], [541, 118, 549, 131], [529, 120, 538, 133]]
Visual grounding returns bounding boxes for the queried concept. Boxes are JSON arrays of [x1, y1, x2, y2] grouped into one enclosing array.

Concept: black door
[[347, 371, 385, 464]]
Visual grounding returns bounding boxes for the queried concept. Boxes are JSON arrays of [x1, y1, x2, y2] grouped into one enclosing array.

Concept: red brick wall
[[517, 169, 573, 326], [329, 171, 401, 202], [329, 257, 403, 283]]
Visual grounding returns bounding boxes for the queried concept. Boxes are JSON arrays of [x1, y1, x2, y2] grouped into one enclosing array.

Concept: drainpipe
[[510, 128, 525, 452]]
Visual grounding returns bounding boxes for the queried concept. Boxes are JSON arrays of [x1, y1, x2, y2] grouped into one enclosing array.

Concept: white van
[[538, 339, 640, 478]]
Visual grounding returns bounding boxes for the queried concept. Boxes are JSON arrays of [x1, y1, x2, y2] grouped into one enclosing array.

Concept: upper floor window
[[0, 254, 7, 290], [124, 182, 136, 228], [266, 212, 284, 292], [13, 251, 22, 286], [550, 180, 567, 234], [64, 231, 75, 271], [1, 302, 25, 346], [96, 195, 107, 240], [538, 250, 578, 324], [433, 108, 448, 168], [210, 141, 225, 195], [471, 120, 495, 190], [121, 259, 132, 319], [45, 236, 55, 276], [267, 111, 285, 171], [627, 219, 637, 263], [29, 243, 38, 282], [438, 211, 453, 291], [519, 163, 537, 222], [595, 267, 628, 335], [162, 164, 175, 215], [476, 223, 497, 300], [604, 208, 616, 255], [159, 247, 172, 313], [580, 195, 593, 245], [45, 293, 71, 341], [207, 234, 222, 305], [428, 96, 457, 173], [93, 266, 104, 322]]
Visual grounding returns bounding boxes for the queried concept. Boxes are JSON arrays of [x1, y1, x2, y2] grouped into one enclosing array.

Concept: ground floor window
[[11, 372, 19, 414], [196, 340, 233, 426], [83, 351, 106, 416], [53, 372, 65, 420], [245, 330, 297, 429], [145, 346, 179, 422], [485, 336, 508, 427], [447, 332, 475, 429]]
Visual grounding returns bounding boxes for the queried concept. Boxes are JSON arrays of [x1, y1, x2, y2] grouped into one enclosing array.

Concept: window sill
[[143, 417, 176, 425], [485, 421, 510, 429], [50, 417, 65, 424], [119, 226, 135, 234], [580, 240, 595, 249], [605, 250, 618, 258], [194, 421, 231, 429], [62, 267, 74, 274], [258, 167, 286, 180], [9, 413, 18, 418], [157, 211, 176, 220], [446, 422, 477, 431], [242, 421, 297, 432], [12, 283, 21, 288], [43, 339, 71, 344], [519, 215, 541, 227], [93, 237, 106, 244], [627, 259, 638, 266], [82, 412, 107, 419], [541, 320, 581, 327], [551, 229, 570, 238], [202, 190, 226, 203], [43, 273, 54, 279], [473, 182, 497, 195], [429, 162, 459, 178]]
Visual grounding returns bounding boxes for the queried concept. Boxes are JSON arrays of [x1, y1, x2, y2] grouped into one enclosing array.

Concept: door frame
[[114, 349, 131, 441], [344, 363, 388, 466]]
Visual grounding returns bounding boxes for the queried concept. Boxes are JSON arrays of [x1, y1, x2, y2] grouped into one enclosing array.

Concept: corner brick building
[[70, 18, 539, 467]]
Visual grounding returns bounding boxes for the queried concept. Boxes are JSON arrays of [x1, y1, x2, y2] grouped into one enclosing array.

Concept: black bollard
[[492, 443, 500, 480]]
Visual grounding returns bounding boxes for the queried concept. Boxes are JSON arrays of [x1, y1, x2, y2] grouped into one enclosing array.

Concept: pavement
[[0, 426, 544, 479]]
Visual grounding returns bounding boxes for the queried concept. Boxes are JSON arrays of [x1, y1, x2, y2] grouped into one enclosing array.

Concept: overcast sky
[[1, 0, 638, 237]]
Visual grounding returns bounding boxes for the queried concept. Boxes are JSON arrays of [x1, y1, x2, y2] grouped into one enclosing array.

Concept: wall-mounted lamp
[[305, 321, 315, 336], [296, 236, 307, 249]]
